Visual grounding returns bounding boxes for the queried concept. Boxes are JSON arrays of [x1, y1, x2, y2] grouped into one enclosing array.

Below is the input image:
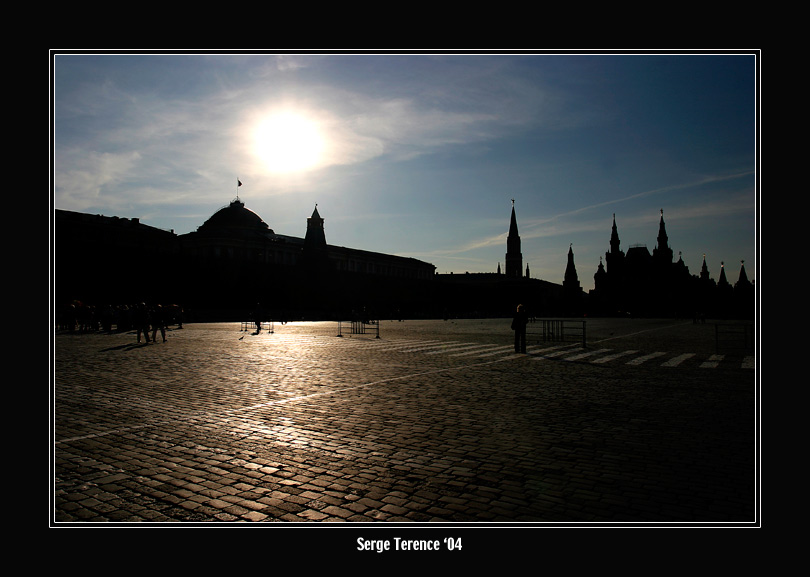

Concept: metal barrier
[[527, 319, 586, 348], [241, 320, 274, 333], [715, 323, 754, 354], [337, 319, 380, 338]]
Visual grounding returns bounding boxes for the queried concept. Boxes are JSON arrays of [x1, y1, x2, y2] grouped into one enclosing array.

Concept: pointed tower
[[675, 251, 687, 271], [304, 204, 327, 248], [716, 261, 734, 313], [700, 254, 711, 282], [718, 261, 730, 289], [609, 213, 621, 255], [734, 260, 754, 319], [505, 199, 523, 278], [563, 243, 582, 315], [653, 208, 673, 265], [594, 257, 607, 293], [563, 243, 580, 291], [302, 204, 329, 270], [736, 260, 751, 288], [605, 213, 625, 275]]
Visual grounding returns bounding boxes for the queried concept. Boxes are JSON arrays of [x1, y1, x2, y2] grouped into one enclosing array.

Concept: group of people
[[132, 303, 171, 343], [57, 301, 183, 343]]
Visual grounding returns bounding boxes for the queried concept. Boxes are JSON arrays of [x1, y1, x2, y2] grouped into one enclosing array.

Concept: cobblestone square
[[52, 318, 758, 527]]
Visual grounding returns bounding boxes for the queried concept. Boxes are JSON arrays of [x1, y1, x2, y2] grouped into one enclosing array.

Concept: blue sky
[[52, 51, 758, 290]]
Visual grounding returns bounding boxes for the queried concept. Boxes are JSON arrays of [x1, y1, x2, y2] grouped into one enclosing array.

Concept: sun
[[253, 111, 325, 173]]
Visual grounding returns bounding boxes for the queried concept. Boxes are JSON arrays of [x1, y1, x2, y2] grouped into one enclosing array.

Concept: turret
[[605, 213, 625, 275], [563, 244, 580, 291], [505, 199, 523, 278], [653, 208, 673, 265], [304, 204, 327, 248]]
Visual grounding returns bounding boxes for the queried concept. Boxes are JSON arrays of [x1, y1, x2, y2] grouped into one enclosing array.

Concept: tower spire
[[605, 213, 625, 276], [505, 199, 523, 278], [700, 254, 711, 281], [564, 243, 580, 290], [654, 208, 673, 265], [737, 260, 749, 284], [610, 213, 620, 253], [305, 204, 326, 247]]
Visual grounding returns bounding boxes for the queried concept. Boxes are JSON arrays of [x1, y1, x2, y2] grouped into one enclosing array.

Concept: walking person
[[511, 303, 528, 353], [134, 303, 151, 343], [151, 304, 167, 343]]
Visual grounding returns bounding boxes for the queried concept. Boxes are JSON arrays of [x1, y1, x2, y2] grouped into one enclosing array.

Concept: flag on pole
[[238, 179, 242, 187]]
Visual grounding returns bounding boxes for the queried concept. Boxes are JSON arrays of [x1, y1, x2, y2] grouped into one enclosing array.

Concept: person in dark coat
[[253, 303, 265, 334], [151, 304, 167, 343], [133, 303, 151, 343], [511, 304, 528, 353]]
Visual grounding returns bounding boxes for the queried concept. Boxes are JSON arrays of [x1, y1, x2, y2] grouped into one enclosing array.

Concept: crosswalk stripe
[[399, 342, 462, 353], [372, 339, 442, 351], [626, 352, 667, 365], [476, 345, 519, 357], [661, 353, 695, 367], [562, 348, 612, 361], [700, 354, 724, 368], [541, 349, 576, 358], [531, 347, 579, 360], [331, 337, 755, 369], [426, 343, 495, 355], [451, 345, 508, 357], [592, 350, 638, 363]]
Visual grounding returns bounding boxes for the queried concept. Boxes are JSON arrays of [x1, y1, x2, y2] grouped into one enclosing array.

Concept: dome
[[197, 199, 273, 234]]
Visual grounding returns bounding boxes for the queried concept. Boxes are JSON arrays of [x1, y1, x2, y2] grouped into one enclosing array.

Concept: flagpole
[[236, 178, 242, 201]]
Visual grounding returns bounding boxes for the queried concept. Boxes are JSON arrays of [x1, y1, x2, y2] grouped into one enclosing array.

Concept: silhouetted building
[[55, 197, 753, 322], [588, 210, 754, 318], [56, 197, 435, 319], [54, 209, 179, 305]]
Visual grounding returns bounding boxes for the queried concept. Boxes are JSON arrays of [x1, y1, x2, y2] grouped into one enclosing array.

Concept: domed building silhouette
[[56, 196, 436, 319], [54, 196, 753, 321], [198, 198, 272, 233]]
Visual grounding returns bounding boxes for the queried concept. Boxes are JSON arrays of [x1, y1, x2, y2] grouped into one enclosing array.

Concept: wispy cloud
[[523, 170, 755, 230], [432, 171, 755, 258], [52, 53, 756, 284], [55, 149, 142, 210]]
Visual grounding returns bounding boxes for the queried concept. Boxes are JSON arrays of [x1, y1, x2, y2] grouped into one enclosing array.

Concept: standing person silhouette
[[151, 304, 167, 343], [134, 303, 151, 343], [512, 304, 528, 353], [253, 303, 265, 334]]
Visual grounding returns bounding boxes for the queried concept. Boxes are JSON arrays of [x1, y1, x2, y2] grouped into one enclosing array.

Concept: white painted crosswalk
[[259, 332, 754, 370], [320, 335, 756, 370]]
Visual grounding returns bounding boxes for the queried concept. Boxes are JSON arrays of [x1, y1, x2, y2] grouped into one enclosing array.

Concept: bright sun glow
[[254, 111, 325, 173]]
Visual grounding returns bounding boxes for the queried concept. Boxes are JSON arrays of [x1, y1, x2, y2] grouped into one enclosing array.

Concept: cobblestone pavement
[[52, 318, 758, 528]]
